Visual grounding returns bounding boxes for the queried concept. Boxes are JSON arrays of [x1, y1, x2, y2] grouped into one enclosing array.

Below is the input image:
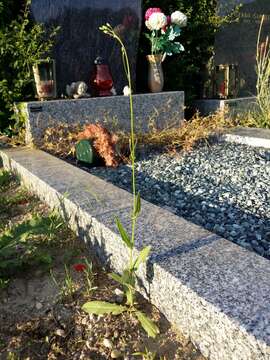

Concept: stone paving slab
[[1, 148, 270, 360], [223, 127, 270, 149]]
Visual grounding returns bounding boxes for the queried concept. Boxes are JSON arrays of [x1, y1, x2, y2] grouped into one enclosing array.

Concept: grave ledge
[[1, 147, 270, 360], [16, 91, 184, 145]]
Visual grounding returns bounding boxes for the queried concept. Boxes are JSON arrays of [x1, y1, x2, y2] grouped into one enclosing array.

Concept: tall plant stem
[[101, 25, 137, 273]]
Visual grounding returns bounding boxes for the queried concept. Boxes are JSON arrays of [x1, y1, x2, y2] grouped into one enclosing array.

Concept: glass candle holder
[[90, 56, 113, 97], [33, 59, 57, 100]]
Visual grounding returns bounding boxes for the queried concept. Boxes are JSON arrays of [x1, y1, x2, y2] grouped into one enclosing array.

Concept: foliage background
[[0, 0, 57, 133]]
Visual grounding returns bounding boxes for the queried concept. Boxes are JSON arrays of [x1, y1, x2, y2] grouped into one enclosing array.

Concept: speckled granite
[[223, 127, 270, 149], [193, 97, 256, 116], [1, 148, 270, 360], [17, 92, 184, 145]]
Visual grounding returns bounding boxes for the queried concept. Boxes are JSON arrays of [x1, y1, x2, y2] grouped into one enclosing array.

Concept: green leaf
[[115, 217, 132, 249], [109, 272, 126, 286], [134, 192, 141, 218], [82, 301, 127, 315], [135, 311, 159, 338], [132, 246, 151, 271]]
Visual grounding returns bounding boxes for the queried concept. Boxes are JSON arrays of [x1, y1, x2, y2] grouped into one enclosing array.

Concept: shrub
[[0, 0, 59, 133]]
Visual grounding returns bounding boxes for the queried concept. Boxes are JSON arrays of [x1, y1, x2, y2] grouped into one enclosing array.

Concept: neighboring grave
[[215, 0, 270, 97], [31, 0, 142, 96]]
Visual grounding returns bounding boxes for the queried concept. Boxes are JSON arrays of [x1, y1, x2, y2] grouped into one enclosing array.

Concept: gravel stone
[[90, 143, 270, 259]]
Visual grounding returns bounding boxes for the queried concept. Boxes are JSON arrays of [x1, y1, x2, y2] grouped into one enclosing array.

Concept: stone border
[[193, 97, 256, 116], [1, 148, 270, 360], [222, 127, 270, 149], [16, 91, 184, 145]]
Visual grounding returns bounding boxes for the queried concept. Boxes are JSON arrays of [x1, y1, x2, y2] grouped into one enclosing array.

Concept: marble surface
[[1, 147, 270, 360], [31, 0, 142, 95]]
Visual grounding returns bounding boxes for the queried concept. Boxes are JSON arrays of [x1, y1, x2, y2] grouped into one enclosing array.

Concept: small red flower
[[73, 263, 87, 272]]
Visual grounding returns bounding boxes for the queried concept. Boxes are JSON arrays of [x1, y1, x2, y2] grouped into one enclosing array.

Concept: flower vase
[[147, 54, 164, 93]]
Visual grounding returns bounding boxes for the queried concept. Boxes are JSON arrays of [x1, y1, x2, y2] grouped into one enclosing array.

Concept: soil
[[0, 161, 206, 359]]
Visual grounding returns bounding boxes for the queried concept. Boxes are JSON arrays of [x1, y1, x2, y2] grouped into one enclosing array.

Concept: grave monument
[[195, 0, 270, 115], [215, 0, 270, 97], [31, 0, 142, 96]]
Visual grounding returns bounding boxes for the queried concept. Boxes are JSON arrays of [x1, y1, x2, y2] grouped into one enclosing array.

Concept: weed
[[83, 259, 97, 296], [82, 24, 159, 339], [0, 211, 63, 277], [0, 277, 9, 290], [0, 170, 13, 190], [255, 15, 270, 128], [134, 348, 158, 360], [51, 265, 77, 299]]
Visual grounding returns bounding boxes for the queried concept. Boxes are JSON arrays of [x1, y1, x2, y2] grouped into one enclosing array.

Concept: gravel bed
[[89, 142, 270, 260]]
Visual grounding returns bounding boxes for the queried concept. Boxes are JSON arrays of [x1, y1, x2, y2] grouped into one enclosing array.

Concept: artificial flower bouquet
[[145, 8, 187, 56]]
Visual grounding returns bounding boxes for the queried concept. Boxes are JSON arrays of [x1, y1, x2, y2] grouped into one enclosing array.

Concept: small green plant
[[82, 24, 159, 339], [0, 211, 63, 277], [0, 170, 12, 189], [0, 277, 9, 290], [83, 259, 97, 296], [62, 265, 77, 298], [255, 15, 270, 128], [51, 265, 77, 299], [134, 348, 157, 359], [73, 259, 97, 296]]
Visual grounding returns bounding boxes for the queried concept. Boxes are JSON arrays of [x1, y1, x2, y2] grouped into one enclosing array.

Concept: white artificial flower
[[148, 12, 167, 31], [145, 20, 154, 31], [123, 86, 131, 96], [171, 11, 187, 27]]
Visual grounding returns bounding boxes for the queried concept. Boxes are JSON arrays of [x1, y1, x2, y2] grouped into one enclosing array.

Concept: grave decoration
[[30, 0, 142, 97], [77, 124, 119, 167], [66, 81, 90, 99], [32, 59, 57, 101], [90, 57, 114, 97], [75, 139, 98, 165], [144, 8, 187, 93]]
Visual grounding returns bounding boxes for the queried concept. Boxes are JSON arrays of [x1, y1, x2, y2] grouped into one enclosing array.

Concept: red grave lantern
[[90, 56, 114, 97]]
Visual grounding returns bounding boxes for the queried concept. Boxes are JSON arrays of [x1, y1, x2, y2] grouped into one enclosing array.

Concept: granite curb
[[1, 148, 270, 360], [222, 127, 270, 149]]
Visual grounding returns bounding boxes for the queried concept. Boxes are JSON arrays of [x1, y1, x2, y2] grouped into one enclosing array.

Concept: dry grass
[[40, 109, 232, 162], [41, 123, 83, 158]]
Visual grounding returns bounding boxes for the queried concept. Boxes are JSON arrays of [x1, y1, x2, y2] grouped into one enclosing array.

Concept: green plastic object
[[75, 140, 97, 165]]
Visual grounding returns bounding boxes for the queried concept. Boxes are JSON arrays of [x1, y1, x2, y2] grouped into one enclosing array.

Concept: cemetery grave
[[1, 0, 270, 359]]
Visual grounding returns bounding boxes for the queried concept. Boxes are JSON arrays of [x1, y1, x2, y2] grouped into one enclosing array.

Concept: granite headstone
[[215, 0, 270, 96], [31, 0, 142, 96]]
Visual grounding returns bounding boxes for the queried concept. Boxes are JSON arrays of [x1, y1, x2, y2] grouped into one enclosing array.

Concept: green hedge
[[0, 0, 57, 133]]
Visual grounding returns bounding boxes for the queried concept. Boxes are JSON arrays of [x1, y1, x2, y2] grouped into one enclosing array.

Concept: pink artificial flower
[[145, 7, 162, 21]]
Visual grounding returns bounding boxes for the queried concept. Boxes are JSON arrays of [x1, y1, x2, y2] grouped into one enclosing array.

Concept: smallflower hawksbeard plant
[[81, 23, 159, 339], [144, 7, 187, 56]]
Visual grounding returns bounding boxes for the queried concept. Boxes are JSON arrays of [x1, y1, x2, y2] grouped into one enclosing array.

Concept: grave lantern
[[33, 59, 57, 100], [90, 56, 114, 97], [213, 64, 239, 99], [213, 64, 229, 99]]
